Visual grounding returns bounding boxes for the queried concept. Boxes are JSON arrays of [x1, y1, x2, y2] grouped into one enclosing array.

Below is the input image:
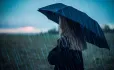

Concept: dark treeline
[[47, 28, 59, 34], [103, 24, 114, 33]]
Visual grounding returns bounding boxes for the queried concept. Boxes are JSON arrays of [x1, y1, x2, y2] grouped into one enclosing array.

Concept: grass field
[[0, 33, 114, 70]]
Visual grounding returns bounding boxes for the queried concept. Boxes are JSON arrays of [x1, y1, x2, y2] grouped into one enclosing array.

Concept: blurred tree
[[48, 28, 59, 34], [103, 25, 111, 32]]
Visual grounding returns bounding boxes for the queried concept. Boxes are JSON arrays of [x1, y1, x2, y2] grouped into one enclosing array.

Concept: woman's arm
[[48, 45, 63, 65], [47, 36, 70, 65]]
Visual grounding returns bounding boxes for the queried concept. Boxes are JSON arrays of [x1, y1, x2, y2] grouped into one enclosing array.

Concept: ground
[[0, 33, 114, 70]]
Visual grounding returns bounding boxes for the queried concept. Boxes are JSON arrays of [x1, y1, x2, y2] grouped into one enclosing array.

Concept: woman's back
[[48, 36, 84, 70]]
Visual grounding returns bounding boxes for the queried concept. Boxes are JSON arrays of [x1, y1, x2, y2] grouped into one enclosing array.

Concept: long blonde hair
[[59, 16, 87, 51]]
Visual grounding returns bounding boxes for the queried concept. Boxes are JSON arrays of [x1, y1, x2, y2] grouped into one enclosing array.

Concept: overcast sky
[[0, 0, 114, 30]]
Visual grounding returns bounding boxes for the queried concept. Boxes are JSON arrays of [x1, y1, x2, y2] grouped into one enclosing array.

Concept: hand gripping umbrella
[[38, 3, 110, 50]]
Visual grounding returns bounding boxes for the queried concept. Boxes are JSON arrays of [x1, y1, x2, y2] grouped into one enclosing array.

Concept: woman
[[48, 16, 87, 70]]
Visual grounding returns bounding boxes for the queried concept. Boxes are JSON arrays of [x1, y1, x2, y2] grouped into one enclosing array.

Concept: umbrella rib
[[57, 6, 69, 12]]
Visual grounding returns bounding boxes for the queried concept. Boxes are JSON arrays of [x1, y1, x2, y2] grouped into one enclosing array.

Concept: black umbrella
[[38, 3, 109, 50]]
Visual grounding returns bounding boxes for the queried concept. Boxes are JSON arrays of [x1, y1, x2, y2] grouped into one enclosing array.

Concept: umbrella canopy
[[38, 3, 109, 50]]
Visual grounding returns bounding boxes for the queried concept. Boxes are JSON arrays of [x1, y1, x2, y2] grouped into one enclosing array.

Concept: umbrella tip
[[37, 8, 42, 12], [37, 9, 40, 12]]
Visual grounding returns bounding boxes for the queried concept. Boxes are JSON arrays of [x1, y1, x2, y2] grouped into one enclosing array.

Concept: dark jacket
[[48, 36, 84, 70]]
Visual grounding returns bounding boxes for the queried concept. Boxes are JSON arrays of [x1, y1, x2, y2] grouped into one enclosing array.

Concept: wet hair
[[59, 16, 87, 51]]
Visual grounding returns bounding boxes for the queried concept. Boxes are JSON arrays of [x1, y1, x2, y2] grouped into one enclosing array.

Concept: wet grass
[[0, 33, 114, 70]]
